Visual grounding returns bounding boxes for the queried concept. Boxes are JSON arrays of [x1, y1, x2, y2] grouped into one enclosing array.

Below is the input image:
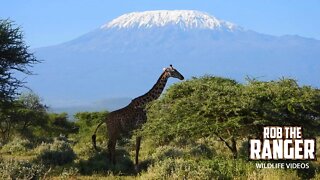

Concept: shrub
[[188, 143, 214, 159], [141, 157, 255, 179], [151, 146, 184, 161], [312, 171, 320, 180], [36, 138, 76, 166], [247, 169, 299, 180], [142, 158, 214, 179], [238, 141, 249, 159], [72, 141, 97, 158], [0, 137, 33, 155], [0, 159, 46, 180], [77, 149, 134, 175], [60, 167, 79, 179], [71, 111, 108, 157]]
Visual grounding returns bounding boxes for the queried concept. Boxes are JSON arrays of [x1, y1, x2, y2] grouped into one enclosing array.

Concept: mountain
[[102, 10, 238, 30], [29, 10, 320, 112]]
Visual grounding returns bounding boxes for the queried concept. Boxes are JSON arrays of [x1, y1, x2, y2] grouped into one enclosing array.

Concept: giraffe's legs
[[135, 136, 142, 172], [108, 139, 117, 164]]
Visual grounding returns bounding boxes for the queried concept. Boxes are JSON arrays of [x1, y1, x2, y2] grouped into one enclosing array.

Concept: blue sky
[[1, 0, 319, 48]]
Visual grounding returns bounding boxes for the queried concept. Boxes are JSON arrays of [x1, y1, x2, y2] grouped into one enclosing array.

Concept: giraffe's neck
[[131, 72, 169, 108]]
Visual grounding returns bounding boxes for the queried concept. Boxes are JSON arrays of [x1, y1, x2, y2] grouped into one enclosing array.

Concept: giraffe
[[92, 64, 184, 170]]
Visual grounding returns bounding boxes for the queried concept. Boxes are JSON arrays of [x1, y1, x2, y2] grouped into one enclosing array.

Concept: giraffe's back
[[106, 104, 146, 137]]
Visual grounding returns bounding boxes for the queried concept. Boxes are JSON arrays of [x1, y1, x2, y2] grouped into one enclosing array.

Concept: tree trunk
[[231, 137, 238, 159], [215, 133, 238, 159]]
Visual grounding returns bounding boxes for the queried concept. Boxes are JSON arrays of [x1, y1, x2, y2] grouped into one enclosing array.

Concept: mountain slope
[[30, 10, 320, 110], [102, 10, 238, 30]]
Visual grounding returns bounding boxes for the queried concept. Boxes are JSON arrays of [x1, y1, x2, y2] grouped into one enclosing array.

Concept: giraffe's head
[[163, 65, 184, 80]]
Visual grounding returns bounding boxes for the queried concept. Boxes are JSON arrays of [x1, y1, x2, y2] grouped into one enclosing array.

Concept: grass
[[1, 154, 36, 161], [1, 136, 320, 179]]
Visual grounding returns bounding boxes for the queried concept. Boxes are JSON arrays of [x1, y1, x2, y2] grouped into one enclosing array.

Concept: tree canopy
[[139, 76, 320, 158], [0, 19, 39, 143], [0, 19, 39, 106]]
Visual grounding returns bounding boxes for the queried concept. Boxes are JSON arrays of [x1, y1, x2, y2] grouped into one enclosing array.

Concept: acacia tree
[[0, 19, 38, 105], [0, 19, 39, 142], [244, 78, 320, 137], [139, 76, 249, 158], [139, 76, 320, 159], [15, 92, 47, 132]]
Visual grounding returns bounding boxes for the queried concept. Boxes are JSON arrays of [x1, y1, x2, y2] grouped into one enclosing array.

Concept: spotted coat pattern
[[92, 65, 184, 171]]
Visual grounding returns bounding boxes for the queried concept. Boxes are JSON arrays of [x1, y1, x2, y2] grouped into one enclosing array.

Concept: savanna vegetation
[[1, 20, 320, 179], [1, 77, 320, 179]]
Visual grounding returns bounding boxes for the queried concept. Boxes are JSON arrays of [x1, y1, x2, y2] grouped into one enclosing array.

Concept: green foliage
[[188, 143, 214, 159], [0, 76, 319, 179], [36, 138, 76, 166], [77, 149, 134, 175], [0, 19, 39, 103], [74, 111, 108, 141], [150, 146, 184, 161], [72, 111, 108, 156], [59, 167, 80, 179], [0, 19, 39, 143], [0, 159, 46, 180], [139, 76, 320, 158], [0, 92, 77, 143], [13, 92, 49, 137], [0, 137, 33, 155], [145, 76, 246, 138], [246, 169, 299, 180], [42, 112, 78, 137], [142, 157, 255, 180], [245, 78, 320, 137]]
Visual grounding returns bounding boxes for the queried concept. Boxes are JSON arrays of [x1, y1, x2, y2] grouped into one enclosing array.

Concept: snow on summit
[[101, 10, 239, 31]]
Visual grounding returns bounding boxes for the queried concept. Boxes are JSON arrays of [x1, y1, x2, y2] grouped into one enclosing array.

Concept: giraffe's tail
[[92, 120, 105, 152]]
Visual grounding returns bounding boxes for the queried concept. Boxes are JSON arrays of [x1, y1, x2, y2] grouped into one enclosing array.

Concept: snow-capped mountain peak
[[101, 10, 240, 31]]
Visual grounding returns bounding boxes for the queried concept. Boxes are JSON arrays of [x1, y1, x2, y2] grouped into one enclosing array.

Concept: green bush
[[71, 111, 108, 158], [36, 138, 76, 166], [0, 137, 33, 155], [142, 158, 212, 179], [72, 141, 97, 158], [139, 76, 320, 158], [151, 146, 184, 161], [0, 159, 46, 180], [77, 149, 134, 175], [73, 111, 108, 143], [60, 167, 79, 179], [188, 143, 214, 159], [247, 169, 299, 180], [142, 158, 255, 179]]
